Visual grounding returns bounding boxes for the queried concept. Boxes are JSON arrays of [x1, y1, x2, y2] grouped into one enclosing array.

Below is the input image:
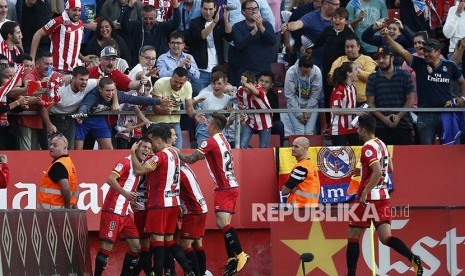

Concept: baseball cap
[[65, 0, 82, 10], [422, 39, 442, 51], [377, 46, 394, 57], [100, 46, 118, 58]]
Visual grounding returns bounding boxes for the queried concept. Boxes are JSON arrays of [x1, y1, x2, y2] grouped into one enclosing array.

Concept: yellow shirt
[[328, 54, 377, 102], [147, 77, 193, 123]]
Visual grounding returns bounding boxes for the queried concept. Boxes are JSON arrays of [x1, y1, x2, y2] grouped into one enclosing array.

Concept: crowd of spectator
[[0, 0, 464, 151]]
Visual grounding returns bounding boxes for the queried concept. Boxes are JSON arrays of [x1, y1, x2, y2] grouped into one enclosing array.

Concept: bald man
[[281, 137, 321, 208], [38, 135, 79, 209]]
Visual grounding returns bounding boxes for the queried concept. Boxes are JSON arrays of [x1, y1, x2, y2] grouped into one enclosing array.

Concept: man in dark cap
[[366, 46, 415, 145], [381, 30, 465, 145]]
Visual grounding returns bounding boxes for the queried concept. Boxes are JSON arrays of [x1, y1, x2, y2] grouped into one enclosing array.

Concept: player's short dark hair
[[258, 70, 275, 84], [345, 35, 360, 46], [0, 21, 19, 40], [210, 70, 227, 83], [173, 67, 188, 78], [212, 65, 228, 75], [14, 53, 33, 64], [241, 0, 258, 10], [334, 7, 349, 20], [98, 77, 114, 89], [169, 31, 184, 42], [241, 71, 256, 84], [72, 66, 89, 77], [142, 4, 157, 13], [201, 0, 216, 7], [35, 51, 53, 62], [358, 114, 376, 133], [298, 54, 313, 68], [139, 137, 153, 146], [414, 31, 428, 41], [211, 112, 227, 131], [147, 124, 172, 142]]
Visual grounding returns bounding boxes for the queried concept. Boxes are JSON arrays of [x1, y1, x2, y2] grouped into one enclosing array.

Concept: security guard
[[38, 134, 78, 209], [281, 137, 320, 208]]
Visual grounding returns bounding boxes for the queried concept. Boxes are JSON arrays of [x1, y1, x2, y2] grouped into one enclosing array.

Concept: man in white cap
[[29, 0, 96, 73]]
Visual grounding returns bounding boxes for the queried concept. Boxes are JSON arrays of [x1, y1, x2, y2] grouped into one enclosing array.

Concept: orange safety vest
[[38, 156, 78, 209], [287, 159, 320, 208]]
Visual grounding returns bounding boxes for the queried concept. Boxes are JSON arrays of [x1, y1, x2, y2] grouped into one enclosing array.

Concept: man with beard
[[382, 30, 465, 144], [29, 0, 94, 73], [0, 21, 23, 63], [39, 66, 98, 149], [366, 46, 415, 145]]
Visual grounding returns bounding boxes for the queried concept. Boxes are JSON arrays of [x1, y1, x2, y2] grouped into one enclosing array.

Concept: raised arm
[[381, 27, 412, 65], [178, 149, 206, 164]]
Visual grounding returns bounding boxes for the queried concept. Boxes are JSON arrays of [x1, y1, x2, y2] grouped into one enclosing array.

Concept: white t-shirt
[[49, 79, 98, 114]]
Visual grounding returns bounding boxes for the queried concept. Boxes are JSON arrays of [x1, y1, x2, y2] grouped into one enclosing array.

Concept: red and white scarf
[[0, 41, 21, 63], [0, 65, 24, 126]]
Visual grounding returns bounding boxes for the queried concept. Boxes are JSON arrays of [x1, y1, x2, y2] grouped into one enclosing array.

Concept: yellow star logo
[[281, 220, 347, 275]]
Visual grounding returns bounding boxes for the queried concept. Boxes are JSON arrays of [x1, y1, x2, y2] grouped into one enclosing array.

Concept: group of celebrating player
[[94, 112, 249, 276]]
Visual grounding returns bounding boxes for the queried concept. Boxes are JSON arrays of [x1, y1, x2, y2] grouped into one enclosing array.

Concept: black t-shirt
[[48, 156, 69, 183], [266, 89, 280, 121]]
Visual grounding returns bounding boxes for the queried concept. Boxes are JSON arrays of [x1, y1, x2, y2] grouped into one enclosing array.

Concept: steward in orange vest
[[281, 137, 320, 208], [38, 135, 78, 209]]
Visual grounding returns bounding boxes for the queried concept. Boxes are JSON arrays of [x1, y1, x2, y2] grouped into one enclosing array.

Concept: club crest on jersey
[[442, 66, 447, 72], [115, 163, 124, 172], [317, 146, 356, 179], [109, 221, 116, 231], [365, 149, 373, 157], [201, 141, 208, 148]]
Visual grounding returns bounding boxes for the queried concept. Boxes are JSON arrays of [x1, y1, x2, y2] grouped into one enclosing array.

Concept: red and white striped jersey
[[102, 156, 139, 216], [42, 15, 83, 72], [145, 148, 181, 208], [237, 84, 273, 131], [180, 164, 208, 214], [358, 138, 390, 201], [329, 84, 358, 135], [198, 133, 239, 190], [134, 173, 149, 211]]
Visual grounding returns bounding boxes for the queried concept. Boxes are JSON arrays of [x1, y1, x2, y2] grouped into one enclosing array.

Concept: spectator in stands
[[178, 0, 201, 36], [347, 0, 388, 56], [451, 37, 465, 76], [84, 18, 132, 67], [88, 46, 145, 92], [148, 67, 206, 149], [100, 0, 142, 27], [258, 70, 285, 146], [398, 0, 431, 35], [193, 70, 232, 146], [442, 0, 465, 57], [79, 0, 97, 50], [0, 0, 10, 36], [40, 66, 98, 150], [20, 0, 53, 54], [286, 0, 322, 60], [100, 40, 130, 73], [30, 0, 94, 73], [228, 0, 275, 28], [382, 30, 465, 144], [188, 0, 232, 96], [282, 0, 339, 69], [237, 71, 273, 148], [361, 17, 414, 66], [229, 0, 276, 86], [20, 51, 60, 150], [284, 54, 322, 135], [328, 61, 361, 146], [73, 77, 167, 150], [121, 0, 180, 66], [329, 36, 377, 106], [366, 46, 415, 145], [0, 21, 23, 63], [0, 153, 9, 188], [14, 53, 34, 72], [310, 7, 354, 116], [157, 32, 200, 81]]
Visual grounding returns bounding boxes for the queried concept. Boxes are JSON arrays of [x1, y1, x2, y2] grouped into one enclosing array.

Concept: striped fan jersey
[[329, 84, 358, 135], [237, 84, 273, 131]]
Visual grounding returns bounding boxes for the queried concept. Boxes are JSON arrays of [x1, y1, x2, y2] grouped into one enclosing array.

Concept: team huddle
[[95, 112, 249, 276]]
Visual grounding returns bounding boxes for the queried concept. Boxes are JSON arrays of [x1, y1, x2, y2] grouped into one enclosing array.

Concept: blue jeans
[[190, 71, 211, 97], [240, 124, 271, 148], [416, 113, 442, 145]]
